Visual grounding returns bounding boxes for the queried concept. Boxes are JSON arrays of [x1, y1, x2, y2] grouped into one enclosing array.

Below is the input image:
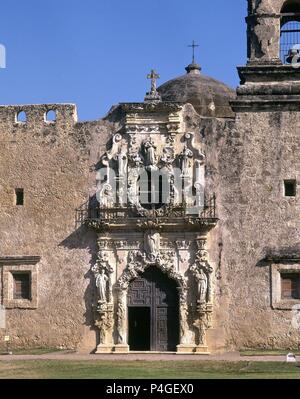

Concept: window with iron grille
[[138, 170, 167, 210], [280, 18, 300, 63], [280, 0, 300, 64], [13, 273, 31, 300], [281, 273, 300, 299]]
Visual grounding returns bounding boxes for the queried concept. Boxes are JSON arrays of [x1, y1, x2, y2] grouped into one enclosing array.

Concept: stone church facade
[[1, 0, 300, 353]]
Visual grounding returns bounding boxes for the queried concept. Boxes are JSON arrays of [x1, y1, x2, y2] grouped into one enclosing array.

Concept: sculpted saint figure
[[145, 232, 160, 260], [96, 269, 108, 303], [144, 140, 156, 168], [180, 145, 193, 176], [116, 151, 128, 178], [195, 269, 208, 304]]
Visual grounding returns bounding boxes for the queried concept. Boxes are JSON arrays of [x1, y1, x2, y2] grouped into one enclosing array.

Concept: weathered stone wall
[[0, 104, 115, 351], [204, 110, 300, 350], [1, 98, 300, 353]]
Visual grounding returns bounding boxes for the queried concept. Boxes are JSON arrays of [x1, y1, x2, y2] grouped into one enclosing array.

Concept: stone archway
[[127, 266, 179, 352], [114, 250, 188, 353]]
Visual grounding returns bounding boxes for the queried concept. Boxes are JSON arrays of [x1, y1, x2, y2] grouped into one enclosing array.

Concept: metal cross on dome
[[147, 69, 160, 94], [188, 40, 199, 64]]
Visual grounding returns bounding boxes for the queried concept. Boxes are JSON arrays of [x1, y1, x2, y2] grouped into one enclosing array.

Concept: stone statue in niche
[[143, 139, 157, 170], [179, 145, 193, 177], [115, 150, 128, 178], [194, 268, 208, 304], [96, 269, 109, 303], [145, 232, 160, 262]]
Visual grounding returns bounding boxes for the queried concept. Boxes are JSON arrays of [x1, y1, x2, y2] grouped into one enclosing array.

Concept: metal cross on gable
[[188, 40, 199, 64]]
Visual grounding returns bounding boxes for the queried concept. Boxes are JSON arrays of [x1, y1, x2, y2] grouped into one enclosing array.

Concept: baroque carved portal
[[88, 99, 217, 353]]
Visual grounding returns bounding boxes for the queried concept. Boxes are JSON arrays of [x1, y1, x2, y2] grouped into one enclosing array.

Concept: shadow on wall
[[59, 212, 99, 353]]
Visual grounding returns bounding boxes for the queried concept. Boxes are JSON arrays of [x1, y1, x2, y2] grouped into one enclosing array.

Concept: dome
[[158, 63, 236, 118]]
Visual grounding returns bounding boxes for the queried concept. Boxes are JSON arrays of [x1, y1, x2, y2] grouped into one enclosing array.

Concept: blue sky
[[0, 0, 246, 120]]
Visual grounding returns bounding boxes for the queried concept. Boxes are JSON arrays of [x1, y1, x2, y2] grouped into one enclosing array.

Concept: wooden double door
[[127, 266, 179, 352]]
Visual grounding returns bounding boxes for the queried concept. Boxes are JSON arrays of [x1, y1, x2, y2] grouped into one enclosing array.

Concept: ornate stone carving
[[193, 304, 213, 346], [144, 232, 160, 262], [121, 102, 183, 113], [145, 69, 162, 102], [88, 97, 217, 353], [115, 242, 188, 348], [179, 144, 193, 177], [189, 238, 213, 346], [176, 240, 190, 250], [143, 138, 158, 170], [126, 124, 161, 134], [116, 288, 127, 345], [161, 147, 175, 166], [176, 240, 191, 264], [184, 132, 205, 162], [178, 288, 189, 345], [92, 249, 114, 304], [96, 269, 109, 303], [94, 302, 113, 345], [98, 183, 114, 208], [92, 247, 115, 345], [117, 246, 186, 291], [167, 123, 180, 133], [193, 268, 208, 304], [114, 150, 128, 179]]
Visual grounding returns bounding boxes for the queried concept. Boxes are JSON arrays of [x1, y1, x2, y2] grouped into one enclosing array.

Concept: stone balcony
[[79, 195, 218, 233]]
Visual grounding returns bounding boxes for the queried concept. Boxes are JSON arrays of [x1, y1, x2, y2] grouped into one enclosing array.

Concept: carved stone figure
[[116, 290, 126, 344], [115, 151, 128, 178], [179, 145, 193, 176], [143, 139, 157, 169], [178, 289, 189, 345], [161, 147, 175, 165], [145, 232, 160, 261], [96, 269, 108, 303], [195, 269, 208, 304], [99, 183, 114, 208]]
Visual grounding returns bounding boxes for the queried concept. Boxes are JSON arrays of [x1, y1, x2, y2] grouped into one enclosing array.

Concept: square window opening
[[284, 180, 296, 197], [15, 188, 24, 206], [12, 272, 31, 300], [281, 273, 300, 300]]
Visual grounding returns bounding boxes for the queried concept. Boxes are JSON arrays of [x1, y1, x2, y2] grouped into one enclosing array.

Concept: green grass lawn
[[1, 347, 67, 356], [0, 360, 299, 379], [240, 349, 300, 356]]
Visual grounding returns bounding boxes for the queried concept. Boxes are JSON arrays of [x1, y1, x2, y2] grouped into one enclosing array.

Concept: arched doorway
[[127, 266, 179, 352]]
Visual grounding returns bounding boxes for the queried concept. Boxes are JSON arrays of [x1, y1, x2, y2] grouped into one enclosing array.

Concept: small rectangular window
[[281, 274, 300, 300], [13, 273, 31, 300], [284, 180, 296, 197], [15, 188, 24, 206]]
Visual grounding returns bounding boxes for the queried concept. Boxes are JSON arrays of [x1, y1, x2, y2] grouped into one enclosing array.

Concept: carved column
[[176, 240, 190, 270], [93, 239, 115, 353], [94, 302, 114, 353], [114, 287, 129, 352], [178, 287, 189, 346], [189, 236, 213, 353]]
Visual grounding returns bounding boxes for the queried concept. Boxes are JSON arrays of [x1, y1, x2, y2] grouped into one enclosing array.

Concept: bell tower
[[232, 0, 300, 112], [247, 0, 281, 64]]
